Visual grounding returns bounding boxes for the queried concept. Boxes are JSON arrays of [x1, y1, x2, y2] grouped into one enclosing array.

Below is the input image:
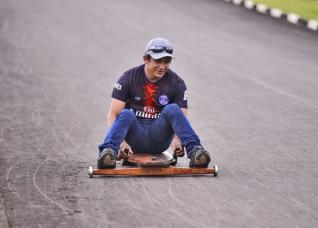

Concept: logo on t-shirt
[[183, 90, 188, 101], [144, 82, 158, 110], [114, 83, 122, 90], [159, 95, 169, 105]]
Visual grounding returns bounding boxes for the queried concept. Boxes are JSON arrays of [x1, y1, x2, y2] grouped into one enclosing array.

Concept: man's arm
[[107, 98, 126, 127], [181, 108, 188, 117], [107, 98, 134, 157]]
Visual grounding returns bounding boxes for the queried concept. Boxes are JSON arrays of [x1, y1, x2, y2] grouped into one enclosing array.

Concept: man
[[98, 37, 211, 169]]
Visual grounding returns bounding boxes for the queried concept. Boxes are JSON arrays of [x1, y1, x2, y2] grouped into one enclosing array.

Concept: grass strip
[[253, 0, 318, 20]]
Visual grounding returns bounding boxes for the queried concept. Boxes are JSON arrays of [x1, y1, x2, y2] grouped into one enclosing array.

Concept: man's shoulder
[[166, 69, 185, 84], [122, 64, 144, 77]]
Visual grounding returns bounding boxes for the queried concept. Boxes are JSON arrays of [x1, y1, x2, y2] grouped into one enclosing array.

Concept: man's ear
[[143, 55, 150, 64]]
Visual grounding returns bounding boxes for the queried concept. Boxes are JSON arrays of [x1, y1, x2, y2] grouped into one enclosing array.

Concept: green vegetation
[[253, 0, 318, 20]]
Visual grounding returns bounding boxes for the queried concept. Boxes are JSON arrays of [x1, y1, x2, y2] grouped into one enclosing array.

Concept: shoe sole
[[103, 153, 116, 167], [190, 153, 211, 168], [97, 151, 116, 169]]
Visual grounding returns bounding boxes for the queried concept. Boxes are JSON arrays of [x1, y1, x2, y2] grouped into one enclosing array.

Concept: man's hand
[[118, 141, 133, 159], [170, 135, 184, 157]]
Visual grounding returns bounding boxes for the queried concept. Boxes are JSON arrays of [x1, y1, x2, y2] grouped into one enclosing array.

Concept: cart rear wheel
[[213, 165, 218, 177], [88, 166, 93, 178]]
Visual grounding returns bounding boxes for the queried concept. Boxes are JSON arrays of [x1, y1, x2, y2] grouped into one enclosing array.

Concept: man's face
[[144, 57, 171, 80]]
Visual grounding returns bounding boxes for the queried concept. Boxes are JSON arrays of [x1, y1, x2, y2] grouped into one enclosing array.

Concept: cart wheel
[[170, 154, 177, 166], [213, 165, 218, 177], [88, 166, 93, 178]]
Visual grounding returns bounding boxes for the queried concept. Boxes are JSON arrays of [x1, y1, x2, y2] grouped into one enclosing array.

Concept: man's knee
[[162, 103, 182, 115], [118, 109, 136, 123]]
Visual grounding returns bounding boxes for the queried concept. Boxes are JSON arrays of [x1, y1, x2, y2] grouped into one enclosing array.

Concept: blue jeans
[[98, 104, 201, 157]]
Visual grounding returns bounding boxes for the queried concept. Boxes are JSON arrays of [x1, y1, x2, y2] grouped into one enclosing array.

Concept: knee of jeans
[[162, 103, 181, 115], [118, 109, 136, 123]]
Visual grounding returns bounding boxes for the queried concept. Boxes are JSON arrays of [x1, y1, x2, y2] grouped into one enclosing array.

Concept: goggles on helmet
[[147, 46, 173, 54]]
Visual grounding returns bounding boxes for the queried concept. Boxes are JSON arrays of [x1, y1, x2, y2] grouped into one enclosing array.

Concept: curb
[[223, 0, 318, 32]]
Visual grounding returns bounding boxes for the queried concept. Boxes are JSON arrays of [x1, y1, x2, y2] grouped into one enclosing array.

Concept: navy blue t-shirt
[[112, 64, 188, 119]]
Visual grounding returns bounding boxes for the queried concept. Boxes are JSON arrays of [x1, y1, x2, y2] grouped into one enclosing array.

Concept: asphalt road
[[1, 0, 318, 227]]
